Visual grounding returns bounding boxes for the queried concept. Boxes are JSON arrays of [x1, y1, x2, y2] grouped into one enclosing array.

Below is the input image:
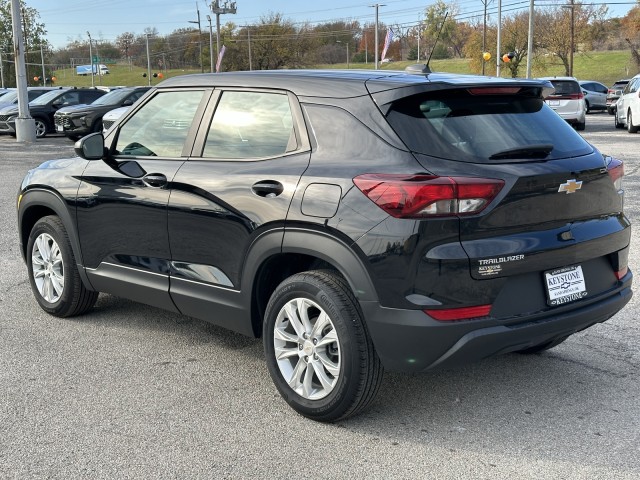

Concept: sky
[[25, 0, 638, 49]]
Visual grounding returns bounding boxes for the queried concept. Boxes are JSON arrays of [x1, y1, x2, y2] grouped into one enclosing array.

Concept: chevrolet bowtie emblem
[[558, 179, 583, 194]]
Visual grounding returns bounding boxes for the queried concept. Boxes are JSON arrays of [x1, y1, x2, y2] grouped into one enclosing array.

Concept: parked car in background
[[614, 73, 640, 133], [0, 87, 107, 138], [0, 88, 15, 99], [55, 86, 151, 140], [578, 80, 608, 113], [538, 76, 586, 130], [0, 87, 59, 116], [607, 79, 631, 115], [102, 106, 129, 133], [17, 69, 632, 422]]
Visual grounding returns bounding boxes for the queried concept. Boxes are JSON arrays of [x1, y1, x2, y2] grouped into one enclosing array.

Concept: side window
[[596, 83, 608, 94], [203, 91, 296, 159], [59, 91, 80, 105], [115, 90, 205, 158], [630, 79, 639, 94], [82, 91, 103, 103]]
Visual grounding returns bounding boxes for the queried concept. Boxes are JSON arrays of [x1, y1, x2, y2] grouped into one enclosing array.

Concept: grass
[[48, 50, 638, 89]]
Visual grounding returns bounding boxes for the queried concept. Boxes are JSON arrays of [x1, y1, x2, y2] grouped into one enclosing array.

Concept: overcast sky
[[25, 0, 637, 49]]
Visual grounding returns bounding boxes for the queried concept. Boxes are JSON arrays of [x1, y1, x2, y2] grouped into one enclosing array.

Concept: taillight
[[614, 266, 628, 280], [353, 174, 504, 218], [606, 157, 624, 191], [424, 305, 492, 321], [569, 93, 584, 100]]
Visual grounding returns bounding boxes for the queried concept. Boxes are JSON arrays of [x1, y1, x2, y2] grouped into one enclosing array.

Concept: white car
[[614, 73, 640, 133], [538, 76, 587, 131], [102, 106, 129, 133]]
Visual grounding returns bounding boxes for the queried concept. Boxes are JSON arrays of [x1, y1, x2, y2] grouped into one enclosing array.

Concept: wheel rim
[[273, 298, 341, 400], [31, 233, 64, 303], [35, 120, 46, 137]]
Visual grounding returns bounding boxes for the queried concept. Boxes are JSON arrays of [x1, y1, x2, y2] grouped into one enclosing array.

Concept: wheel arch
[[242, 227, 378, 338], [19, 189, 95, 291]]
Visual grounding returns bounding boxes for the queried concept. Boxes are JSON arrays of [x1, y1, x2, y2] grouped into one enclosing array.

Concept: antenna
[[426, 12, 449, 70]]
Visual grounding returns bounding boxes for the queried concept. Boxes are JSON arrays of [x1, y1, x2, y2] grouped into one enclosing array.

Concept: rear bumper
[[361, 273, 632, 373]]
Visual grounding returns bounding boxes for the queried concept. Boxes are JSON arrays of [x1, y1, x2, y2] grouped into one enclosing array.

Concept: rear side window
[[385, 89, 592, 163], [203, 91, 296, 159]]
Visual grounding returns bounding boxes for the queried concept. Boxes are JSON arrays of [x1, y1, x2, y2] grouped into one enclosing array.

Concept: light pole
[[247, 26, 252, 71], [0, 50, 5, 88], [40, 44, 46, 86], [337, 40, 349, 69], [526, 0, 534, 78], [188, 2, 203, 73], [10, 0, 36, 141], [370, 4, 386, 70], [206, 15, 214, 73], [562, 0, 575, 76], [210, 1, 237, 72], [496, 0, 502, 76], [86, 31, 95, 87]]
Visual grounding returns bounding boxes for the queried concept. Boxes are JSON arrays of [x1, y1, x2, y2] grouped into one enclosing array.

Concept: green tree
[[0, 0, 47, 86]]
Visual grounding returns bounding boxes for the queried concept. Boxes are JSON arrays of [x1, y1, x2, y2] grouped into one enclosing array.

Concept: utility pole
[[496, 0, 502, 76], [0, 50, 5, 88], [40, 44, 46, 86], [370, 3, 385, 70], [206, 15, 214, 73], [145, 34, 152, 86], [526, 0, 534, 78], [188, 2, 203, 73], [210, 1, 237, 72], [247, 26, 252, 70], [569, 0, 575, 77], [10, 0, 36, 141], [481, 0, 490, 75], [87, 31, 94, 87]]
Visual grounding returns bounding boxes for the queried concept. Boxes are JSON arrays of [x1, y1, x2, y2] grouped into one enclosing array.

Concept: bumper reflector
[[424, 305, 492, 321]]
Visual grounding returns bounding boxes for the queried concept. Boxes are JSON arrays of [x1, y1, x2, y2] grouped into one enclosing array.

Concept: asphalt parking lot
[[0, 113, 638, 479]]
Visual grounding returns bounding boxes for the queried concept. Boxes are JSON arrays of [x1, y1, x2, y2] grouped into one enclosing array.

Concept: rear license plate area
[[544, 265, 587, 306]]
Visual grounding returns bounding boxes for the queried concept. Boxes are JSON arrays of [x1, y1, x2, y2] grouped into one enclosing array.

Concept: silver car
[[579, 80, 608, 113], [539, 76, 587, 131]]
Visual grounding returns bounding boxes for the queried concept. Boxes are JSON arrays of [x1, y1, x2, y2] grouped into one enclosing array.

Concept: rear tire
[[263, 270, 383, 422], [614, 113, 624, 129], [575, 121, 585, 131], [628, 111, 639, 133], [26, 216, 98, 317]]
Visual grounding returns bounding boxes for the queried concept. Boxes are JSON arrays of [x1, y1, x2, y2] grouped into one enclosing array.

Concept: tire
[[628, 110, 639, 133], [263, 270, 383, 422], [517, 335, 569, 354], [607, 106, 615, 115], [575, 121, 585, 131], [26, 215, 98, 317], [34, 118, 48, 138], [585, 100, 590, 114], [614, 113, 624, 129]]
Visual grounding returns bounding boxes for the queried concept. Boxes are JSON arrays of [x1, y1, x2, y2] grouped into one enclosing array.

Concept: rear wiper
[[489, 144, 554, 160]]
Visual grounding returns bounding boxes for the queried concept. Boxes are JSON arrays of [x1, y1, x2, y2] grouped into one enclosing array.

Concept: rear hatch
[[545, 79, 584, 115], [369, 79, 629, 319]]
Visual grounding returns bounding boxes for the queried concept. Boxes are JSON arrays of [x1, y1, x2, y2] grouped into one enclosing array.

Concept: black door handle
[[142, 173, 167, 188], [252, 180, 284, 197]]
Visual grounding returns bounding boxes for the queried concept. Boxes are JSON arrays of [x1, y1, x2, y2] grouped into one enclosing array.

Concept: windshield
[[385, 89, 592, 163], [30, 90, 65, 106], [0, 91, 19, 104], [91, 89, 134, 106]]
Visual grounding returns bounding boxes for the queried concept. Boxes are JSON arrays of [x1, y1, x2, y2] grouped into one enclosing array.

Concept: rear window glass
[[385, 89, 592, 163], [548, 80, 581, 96]]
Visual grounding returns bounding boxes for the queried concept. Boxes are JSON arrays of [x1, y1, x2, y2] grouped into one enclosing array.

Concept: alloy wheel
[[31, 232, 64, 303]]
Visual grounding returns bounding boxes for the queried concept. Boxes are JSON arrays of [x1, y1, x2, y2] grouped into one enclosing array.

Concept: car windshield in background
[[0, 91, 19, 104], [385, 89, 592, 163], [91, 88, 136, 106], [29, 90, 63, 106]]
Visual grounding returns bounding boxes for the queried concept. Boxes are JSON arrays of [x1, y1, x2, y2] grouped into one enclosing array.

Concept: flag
[[216, 45, 227, 73], [380, 28, 394, 62]]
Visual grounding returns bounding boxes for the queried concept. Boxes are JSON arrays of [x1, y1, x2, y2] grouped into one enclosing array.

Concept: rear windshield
[[548, 80, 581, 96], [385, 89, 592, 163]]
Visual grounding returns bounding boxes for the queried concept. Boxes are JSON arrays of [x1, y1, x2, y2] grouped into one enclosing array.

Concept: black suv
[[0, 87, 107, 138], [54, 86, 151, 140], [17, 69, 632, 421]]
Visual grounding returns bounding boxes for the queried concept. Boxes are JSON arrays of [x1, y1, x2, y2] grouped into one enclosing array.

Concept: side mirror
[[122, 99, 133, 106], [74, 132, 106, 160]]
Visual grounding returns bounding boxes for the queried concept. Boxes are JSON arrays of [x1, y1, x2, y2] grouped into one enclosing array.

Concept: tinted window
[[115, 90, 205, 158], [549, 80, 581, 96], [203, 91, 295, 159], [30, 90, 65, 106], [385, 89, 592, 163]]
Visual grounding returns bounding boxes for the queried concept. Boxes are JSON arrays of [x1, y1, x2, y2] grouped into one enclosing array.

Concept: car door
[[76, 88, 211, 311], [166, 88, 311, 335]]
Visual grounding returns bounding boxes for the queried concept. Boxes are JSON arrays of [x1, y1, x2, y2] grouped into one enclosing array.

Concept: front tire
[[263, 270, 383, 422], [26, 216, 98, 317], [615, 113, 624, 129]]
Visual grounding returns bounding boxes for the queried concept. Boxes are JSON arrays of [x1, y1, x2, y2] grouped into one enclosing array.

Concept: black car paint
[[18, 70, 632, 373]]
